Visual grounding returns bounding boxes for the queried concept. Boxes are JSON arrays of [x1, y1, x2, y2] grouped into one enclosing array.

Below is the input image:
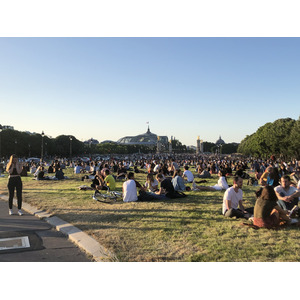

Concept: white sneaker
[[9, 209, 13, 215], [18, 210, 23, 216]]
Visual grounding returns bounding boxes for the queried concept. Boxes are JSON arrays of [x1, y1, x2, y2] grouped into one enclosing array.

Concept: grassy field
[[1, 167, 300, 262]]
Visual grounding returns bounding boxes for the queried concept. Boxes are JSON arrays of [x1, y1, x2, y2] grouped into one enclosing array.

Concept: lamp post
[[0, 124, 2, 160], [41, 131, 44, 161], [69, 136, 73, 159], [28, 144, 31, 157]]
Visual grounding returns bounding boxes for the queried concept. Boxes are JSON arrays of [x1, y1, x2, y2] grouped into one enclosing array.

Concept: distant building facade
[[216, 135, 225, 145], [117, 126, 168, 148], [84, 138, 99, 145]]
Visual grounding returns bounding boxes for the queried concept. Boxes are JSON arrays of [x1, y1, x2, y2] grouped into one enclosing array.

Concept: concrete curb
[[0, 194, 118, 262]]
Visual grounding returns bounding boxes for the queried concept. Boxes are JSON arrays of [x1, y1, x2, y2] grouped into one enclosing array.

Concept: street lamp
[[0, 124, 2, 160], [41, 131, 44, 161], [69, 136, 73, 158], [15, 139, 17, 155], [28, 144, 31, 157]]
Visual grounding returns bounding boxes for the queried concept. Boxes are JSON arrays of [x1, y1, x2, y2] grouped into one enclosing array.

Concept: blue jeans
[[148, 192, 169, 200], [277, 198, 299, 211]]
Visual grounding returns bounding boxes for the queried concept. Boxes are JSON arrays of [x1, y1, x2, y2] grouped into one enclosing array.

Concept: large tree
[[238, 117, 299, 159]]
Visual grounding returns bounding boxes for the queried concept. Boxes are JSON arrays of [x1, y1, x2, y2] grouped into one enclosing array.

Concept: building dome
[[216, 135, 225, 145], [117, 126, 168, 146]]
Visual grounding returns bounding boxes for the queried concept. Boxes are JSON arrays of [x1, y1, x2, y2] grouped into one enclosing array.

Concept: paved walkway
[[0, 198, 92, 262], [0, 200, 92, 262]]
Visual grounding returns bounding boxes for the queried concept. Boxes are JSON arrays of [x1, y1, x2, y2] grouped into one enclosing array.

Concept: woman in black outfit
[[6, 154, 24, 215]]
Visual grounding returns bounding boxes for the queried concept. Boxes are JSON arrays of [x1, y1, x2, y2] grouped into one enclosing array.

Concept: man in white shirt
[[183, 165, 194, 183], [122, 172, 139, 202], [222, 176, 253, 219], [275, 175, 300, 212]]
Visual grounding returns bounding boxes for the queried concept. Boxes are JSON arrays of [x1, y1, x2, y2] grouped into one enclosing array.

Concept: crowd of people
[[1, 153, 300, 229]]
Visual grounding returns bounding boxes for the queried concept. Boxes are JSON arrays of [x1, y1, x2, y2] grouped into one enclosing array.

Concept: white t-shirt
[[145, 179, 159, 192], [274, 185, 298, 198], [222, 186, 243, 214], [183, 170, 194, 182], [297, 180, 300, 190], [213, 176, 229, 191], [123, 179, 138, 202]]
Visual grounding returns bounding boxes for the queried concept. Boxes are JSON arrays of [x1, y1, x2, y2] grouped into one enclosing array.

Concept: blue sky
[[0, 37, 299, 146]]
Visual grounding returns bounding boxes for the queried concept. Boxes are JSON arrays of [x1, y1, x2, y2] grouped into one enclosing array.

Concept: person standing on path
[[6, 154, 24, 215]]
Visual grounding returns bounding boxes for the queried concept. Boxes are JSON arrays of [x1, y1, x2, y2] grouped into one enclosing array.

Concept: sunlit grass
[[1, 167, 300, 262]]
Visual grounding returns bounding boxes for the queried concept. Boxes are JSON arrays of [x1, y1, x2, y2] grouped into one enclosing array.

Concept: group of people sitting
[[120, 159, 300, 229], [77, 154, 300, 230], [222, 173, 300, 229], [32, 160, 67, 180]]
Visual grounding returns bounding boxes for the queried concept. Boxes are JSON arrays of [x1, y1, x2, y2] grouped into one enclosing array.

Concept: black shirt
[[161, 178, 175, 198]]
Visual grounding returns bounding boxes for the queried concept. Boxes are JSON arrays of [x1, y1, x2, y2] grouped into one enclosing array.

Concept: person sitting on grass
[[197, 167, 211, 179], [192, 170, 229, 191], [37, 166, 49, 180], [104, 169, 116, 191], [172, 169, 190, 192], [259, 166, 273, 186], [123, 172, 169, 202], [274, 175, 300, 214], [122, 172, 148, 202], [222, 176, 253, 219], [91, 170, 109, 193], [55, 167, 65, 180], [144, 173, 159, 192], [183, 165, 194, 183], [155, 173, 179, 199], [253, 185, 291, 228]]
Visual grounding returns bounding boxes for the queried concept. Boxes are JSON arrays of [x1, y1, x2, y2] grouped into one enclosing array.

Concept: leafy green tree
[[238, 118, 297, 159], [289, 116, 300, 159]]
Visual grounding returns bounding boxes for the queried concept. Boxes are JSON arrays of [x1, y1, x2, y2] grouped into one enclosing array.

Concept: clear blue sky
[[0, 37, 299, 146]]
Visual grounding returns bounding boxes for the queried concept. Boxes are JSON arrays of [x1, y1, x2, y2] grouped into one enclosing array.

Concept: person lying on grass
[[222, 176, 253, 219], [192, 170, 229, 191]]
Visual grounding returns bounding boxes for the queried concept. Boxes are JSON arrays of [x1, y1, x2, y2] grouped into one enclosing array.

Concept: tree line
[[0, 129, 191, 158], [0, 128, 241, 158], [237, 117, 300, 159]]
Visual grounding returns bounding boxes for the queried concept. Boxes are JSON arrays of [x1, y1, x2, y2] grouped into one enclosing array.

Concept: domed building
[[216, 135, 225, 145], [117, 126, 168, 147]]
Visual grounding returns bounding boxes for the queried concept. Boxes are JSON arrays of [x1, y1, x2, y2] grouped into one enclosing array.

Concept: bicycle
[[92, 188, 123, 204]]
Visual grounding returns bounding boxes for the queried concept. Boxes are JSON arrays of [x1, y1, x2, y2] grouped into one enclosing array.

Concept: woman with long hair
[[253, 185, 290, 228], [6, 154, 24, 215], [144, 173, 159, 192]]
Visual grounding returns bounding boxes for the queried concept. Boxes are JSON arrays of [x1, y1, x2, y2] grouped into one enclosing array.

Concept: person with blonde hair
[[6, 154, 24, 215]]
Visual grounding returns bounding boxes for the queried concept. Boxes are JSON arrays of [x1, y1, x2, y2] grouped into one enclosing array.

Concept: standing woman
[[6, 154, 24, 215]]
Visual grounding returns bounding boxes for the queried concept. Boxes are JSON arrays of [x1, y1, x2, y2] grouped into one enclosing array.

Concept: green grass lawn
[[1, 167, 300, 262]]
